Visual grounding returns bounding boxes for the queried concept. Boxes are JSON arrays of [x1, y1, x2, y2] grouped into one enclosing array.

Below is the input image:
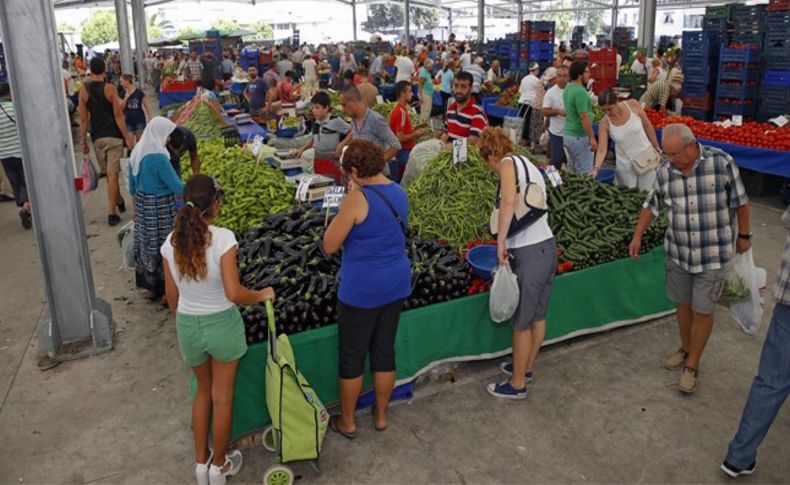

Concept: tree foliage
[[148, 13, 174, 31], [178, 27, 198, 38], [363, 4, 439, 32], [248, 21, 274, 41], [58, 22, 77, 33], [534, 0, 605, 42], [80, 11, 118, 47], [209, 19, 239, 33]]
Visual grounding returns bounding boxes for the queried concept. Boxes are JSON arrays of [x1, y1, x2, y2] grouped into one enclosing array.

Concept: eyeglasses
[[212, 176, 225, 202]]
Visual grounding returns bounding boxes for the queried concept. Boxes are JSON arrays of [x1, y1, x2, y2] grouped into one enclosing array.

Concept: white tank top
[[505, 156, 554, 249], [606, 103, 652, 163]]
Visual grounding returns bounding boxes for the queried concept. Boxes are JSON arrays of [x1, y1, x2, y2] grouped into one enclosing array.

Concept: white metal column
[[478, 0, 485, 43], [638, 0, 657, 57], [611, 0, 619, 42], [448, 9, 453, 39], [0, 0, 114, 364], [132, 0, 148, 86], [351, 0, 358, 42], [404, 0, 411, 46], [115, 0, 134, 74], [517, 0, 524, 33]]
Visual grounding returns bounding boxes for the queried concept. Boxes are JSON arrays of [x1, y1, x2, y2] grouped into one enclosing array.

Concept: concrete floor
[[0, 119, 788, 484]]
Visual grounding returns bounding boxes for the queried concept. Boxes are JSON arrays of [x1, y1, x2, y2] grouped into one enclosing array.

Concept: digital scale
[[286, 173, 335, 202], [234, 113, 253, 125]]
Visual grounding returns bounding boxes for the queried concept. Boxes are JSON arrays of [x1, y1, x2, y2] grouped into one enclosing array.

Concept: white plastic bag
[[401, 139, 443, 188], [117, 221, 135, 270], [725, 249, 767, 335], [489, 264, 520, 323]]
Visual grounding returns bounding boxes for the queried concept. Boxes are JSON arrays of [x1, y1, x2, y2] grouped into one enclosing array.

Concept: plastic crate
[[760, 85, 790, 102], [716, 82, 758, 99], [528, 41, 555, 61], [681, 82, 714, 97], [719, 66, 760, 83], [592, 79, 617, 94], [734, 4, 766, 17], [683, 64, 715, 84], [529, 30, 555, 42], [732, 34, 764, 47], [764, 70, 790, 86], [706, 4, 736, 19], [715, 99, 756, 117], [720, 46, 761, 62], [682, 95, 713, 110], [531, 21, 556, 31], [768, 0, 790, 12], [682, 41, 718, 59], [590, 64, 618, 81], [756, 106, 787, 121], [765, 46, 790, 69], [682, 108, 712, 121], [589, 47, 618, 64]]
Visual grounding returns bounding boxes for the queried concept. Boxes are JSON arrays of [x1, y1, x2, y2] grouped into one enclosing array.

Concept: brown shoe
[[664, 349, 688, 370], [678, 367, 698, 394]]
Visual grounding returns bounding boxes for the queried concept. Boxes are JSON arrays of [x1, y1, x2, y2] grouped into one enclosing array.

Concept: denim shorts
[[127, 122, 146, 134], [563, 135, 594, 174], [176, 306, 248, 367]]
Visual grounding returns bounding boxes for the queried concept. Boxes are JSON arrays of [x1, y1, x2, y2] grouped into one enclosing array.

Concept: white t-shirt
[[394, 56, 415, 83], [518, 74, 540, 105], [62, 69, 74, 96], [487, 68, 498, 82], [631, 59, 647, 75], [160, 226, 238, 316], [460, 52, 471, 68], [302, 58, 317, 81], [542, 85, 566, 136], [505, 156, 554, 249]]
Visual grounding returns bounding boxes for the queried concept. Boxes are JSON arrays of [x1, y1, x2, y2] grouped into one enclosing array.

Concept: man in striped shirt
[[640, 70, 683, 113], [0, 83, 31, 229], [444, 71, 488, 147]]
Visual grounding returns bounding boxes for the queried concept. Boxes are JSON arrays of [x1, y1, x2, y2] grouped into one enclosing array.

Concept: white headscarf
[[129, 116, 177, 176]]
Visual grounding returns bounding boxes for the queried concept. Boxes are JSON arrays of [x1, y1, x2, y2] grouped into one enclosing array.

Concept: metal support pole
[[517, 0, 524, 33], [448, 9, 453, 39], [0, 0, 114, 365], [132, 0, 148, 87], [638, 0, 656, 57], [404, 0, 411, 46], [114, 0, 134, 74], [611, 0, 619, 42], [478, 0, 485, 43], [351, 0, 357, 42]]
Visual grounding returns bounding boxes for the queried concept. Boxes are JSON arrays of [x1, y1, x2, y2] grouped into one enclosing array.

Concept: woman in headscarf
[[128, 116, 185, 302]]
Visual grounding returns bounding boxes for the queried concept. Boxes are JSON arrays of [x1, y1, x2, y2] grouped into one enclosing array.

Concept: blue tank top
[[338, 183, 412, 309]]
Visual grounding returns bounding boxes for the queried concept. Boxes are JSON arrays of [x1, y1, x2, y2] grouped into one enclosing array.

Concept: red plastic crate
[[589, 47, 618, 65], [590, 65, 618, 81], [682, 95, 713, 111], [529, 30, 555, 41], [768, 0, 790, 12], [592, 79, 618, 94]]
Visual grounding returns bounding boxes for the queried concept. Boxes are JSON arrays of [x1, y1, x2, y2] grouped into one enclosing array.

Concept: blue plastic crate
[[683, 63, 715, 84], [681, 82, 714, 97], [719, 65, 761, 82], [683, 41, 718, 59], [531, 21, 556, 32], [760, 85, 790, 102], [716, 82, 758, 99], [703, 17, 732, 31], [715, 100, 756, 117], [765, 47, 790, 69], [682, 108, 712, 121], [720, 46, 761, 63], [764, 70, 790, 86], [756, 106, 786, 122]]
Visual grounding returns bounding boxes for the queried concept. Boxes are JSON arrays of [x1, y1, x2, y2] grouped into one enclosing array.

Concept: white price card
[[250, 135, 265, 157], [732, 115, 743, 126], [295, 176, 312, 202], [376, 95, 385, 105], [770, 115, 789, 127], [452, 138, 468, 164], [322, 186, 346, 209], [544, 166, 563, 188]]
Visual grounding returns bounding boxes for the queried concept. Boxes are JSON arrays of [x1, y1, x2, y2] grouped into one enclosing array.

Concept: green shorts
[[176, 306, 248, 367]]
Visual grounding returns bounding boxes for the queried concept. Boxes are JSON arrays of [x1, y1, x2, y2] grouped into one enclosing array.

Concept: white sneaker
[[195, 450, 213, 485], [208, 450, 243, 485]]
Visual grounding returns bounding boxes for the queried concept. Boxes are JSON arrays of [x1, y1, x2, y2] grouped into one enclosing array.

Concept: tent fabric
[[196, 246, 674, 442]]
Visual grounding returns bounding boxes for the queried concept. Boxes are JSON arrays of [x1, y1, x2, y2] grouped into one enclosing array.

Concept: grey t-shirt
[[312, 116, 351, 159]]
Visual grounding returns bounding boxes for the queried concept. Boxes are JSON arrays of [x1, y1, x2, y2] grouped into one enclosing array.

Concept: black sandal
[[117, 198, 126, 213], [329, 415, 357, 440]]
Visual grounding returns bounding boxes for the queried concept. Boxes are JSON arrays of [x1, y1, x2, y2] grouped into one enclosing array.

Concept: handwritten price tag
[[322, 186, 346, 209], [544, 166, 563, 187], [452, 138, 468, 164]]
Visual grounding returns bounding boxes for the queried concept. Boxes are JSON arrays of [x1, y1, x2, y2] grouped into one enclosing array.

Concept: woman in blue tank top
[[323, 138, 411, 438]]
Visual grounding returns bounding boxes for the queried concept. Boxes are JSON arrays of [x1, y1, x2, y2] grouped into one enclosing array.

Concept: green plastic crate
[[705, 4, 736, 20]]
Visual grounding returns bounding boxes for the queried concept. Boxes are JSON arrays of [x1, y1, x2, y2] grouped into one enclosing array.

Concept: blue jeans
[[725, 302, 790, 468], [563, 135, 594, 174]]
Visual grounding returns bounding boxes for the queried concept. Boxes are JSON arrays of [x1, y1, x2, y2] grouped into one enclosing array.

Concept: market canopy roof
[[148, 36, 183, 46], [176, 28, 256, 41]]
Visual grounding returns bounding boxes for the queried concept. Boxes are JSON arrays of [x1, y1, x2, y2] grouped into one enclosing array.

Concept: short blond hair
[[478, 127, 514, 160], [652, 58, 661, 68]]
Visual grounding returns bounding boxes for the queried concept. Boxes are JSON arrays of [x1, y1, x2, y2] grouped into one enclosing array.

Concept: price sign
[[544, 166, 563, 188], [376, 95, 385, 105], [322, 186, 346, 209], [732, 115, 743, 126], [250, 135, 265, 157], [770, 115, 789, 128], [295, 176, 313, 202], [452, 138, 468, 164]]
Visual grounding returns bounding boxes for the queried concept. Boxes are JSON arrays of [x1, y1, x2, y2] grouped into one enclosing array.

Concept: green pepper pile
[[183, 102, 224, 138], [181, 139, 294, 232], [547, 172, 667, 270], [407, 148, 498, 249]]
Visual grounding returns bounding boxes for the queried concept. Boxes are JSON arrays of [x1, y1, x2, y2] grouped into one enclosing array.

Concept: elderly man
[[336, 85, 400, 164], [184, 50, 203, 80], [640, 70, 684, 113], [629, 123, 751, 394], [631, 50, 648, 75], [463, 56, 487, 97]]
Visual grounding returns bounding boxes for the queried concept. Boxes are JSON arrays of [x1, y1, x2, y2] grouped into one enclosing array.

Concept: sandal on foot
[[329, 415, 357, 439]]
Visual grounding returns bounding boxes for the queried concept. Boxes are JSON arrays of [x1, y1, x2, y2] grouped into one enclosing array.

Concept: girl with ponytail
[[161, 174, 274, 485]]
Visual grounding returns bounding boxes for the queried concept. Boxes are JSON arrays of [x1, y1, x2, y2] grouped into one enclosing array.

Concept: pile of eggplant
[[237, 205, 472, 344]]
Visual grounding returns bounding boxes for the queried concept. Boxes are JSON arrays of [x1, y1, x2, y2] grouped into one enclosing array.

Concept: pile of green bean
[[406, 147, 498, 249], [183, 102, 223, 138], [181, 139, 294, 232]]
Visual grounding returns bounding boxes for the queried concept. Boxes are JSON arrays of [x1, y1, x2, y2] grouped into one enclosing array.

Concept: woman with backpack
[[479, 126, 557, 400], [161, 174, 275, 485]]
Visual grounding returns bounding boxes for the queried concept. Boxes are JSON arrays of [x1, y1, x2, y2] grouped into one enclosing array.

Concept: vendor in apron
[[292, 91, 350, 184]]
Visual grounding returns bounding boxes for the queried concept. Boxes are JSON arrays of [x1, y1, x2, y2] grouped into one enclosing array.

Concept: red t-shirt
[[389, 103, 415, 150], [277, 80, 295, 103], [445, 100, 488, 141]]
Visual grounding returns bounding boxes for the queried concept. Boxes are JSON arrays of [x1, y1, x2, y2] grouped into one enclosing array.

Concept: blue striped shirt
[[0, 99, 21, 159]]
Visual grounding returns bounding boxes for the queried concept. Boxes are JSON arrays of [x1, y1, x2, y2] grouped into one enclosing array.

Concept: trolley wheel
[[263, 465, 294, 485], [262, 426, 276, 452]]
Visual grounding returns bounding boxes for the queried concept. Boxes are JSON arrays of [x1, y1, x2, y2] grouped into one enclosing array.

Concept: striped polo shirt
[[445, 99, 488, 141], [0, 100, 22, 159]]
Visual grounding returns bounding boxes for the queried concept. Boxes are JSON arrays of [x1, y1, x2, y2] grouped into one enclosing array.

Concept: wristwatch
[[738, 232, 753, 240]]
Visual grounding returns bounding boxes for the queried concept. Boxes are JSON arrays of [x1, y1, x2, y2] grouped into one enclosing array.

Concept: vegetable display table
[[203, 246, 674, 442], [222, 114, 268, 142], [484, 102, 519, 119], [159, 90, 196, 109]]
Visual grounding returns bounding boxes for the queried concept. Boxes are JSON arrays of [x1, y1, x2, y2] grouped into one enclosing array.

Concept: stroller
[[261, 301, 328, 485]]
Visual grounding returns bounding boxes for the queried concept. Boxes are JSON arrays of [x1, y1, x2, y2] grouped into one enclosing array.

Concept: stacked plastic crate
[[518, 21, 555, 76], [732, 4, 766, 47], [613, 27, 636, 64], [715, 45, 761, 120], [589, 47, 618, 94], [758, 1, 790, 121], [703, 4, 735, 45], [571, 26, 585, 51], [680, 30, 719, 120]]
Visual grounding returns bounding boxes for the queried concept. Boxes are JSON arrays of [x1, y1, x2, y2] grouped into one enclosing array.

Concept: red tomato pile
[[645, 109, 790, 151]]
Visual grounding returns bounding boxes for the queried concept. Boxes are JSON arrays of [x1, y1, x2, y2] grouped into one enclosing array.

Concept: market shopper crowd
[[2, 31, 788, 485]]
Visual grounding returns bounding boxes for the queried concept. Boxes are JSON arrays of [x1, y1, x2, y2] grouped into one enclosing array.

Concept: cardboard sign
[[544, 166, 563, 188], [295, 176, 312, 202], [322, 186, 346, 209], [732, 115, 743, 126], [452, 138, 468, 164]]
